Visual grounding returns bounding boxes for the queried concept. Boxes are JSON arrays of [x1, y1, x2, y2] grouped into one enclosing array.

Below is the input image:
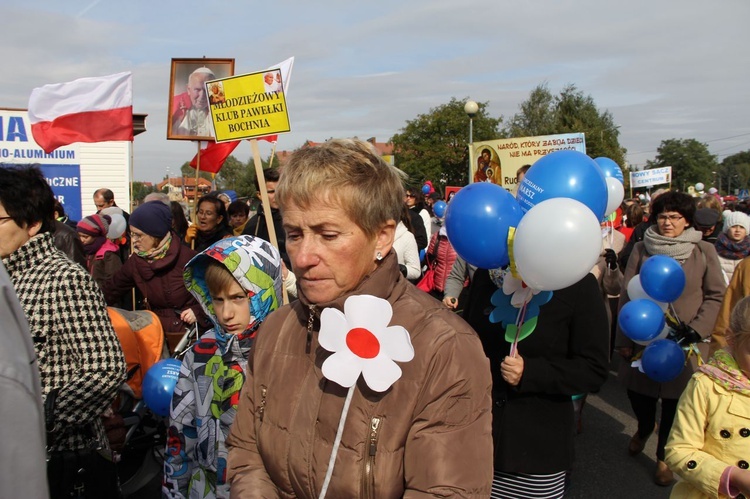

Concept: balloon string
[[510, 301, 528, 358], [667, 303, 684, 327], [319, 385, 355, 499]]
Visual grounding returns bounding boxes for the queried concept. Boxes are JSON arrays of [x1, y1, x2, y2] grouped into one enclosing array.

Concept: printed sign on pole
[[207, 68, 291, 142]]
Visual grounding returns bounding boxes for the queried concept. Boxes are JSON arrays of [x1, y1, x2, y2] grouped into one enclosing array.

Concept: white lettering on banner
[[14, 149, 76, 159], [629, 167, 672, 188], [45, 176, 79, 187]]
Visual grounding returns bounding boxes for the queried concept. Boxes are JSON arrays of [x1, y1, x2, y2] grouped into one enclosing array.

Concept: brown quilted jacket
[[226, 252, 493, 498]]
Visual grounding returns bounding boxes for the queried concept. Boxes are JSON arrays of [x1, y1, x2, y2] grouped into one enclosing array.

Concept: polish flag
[[28, 72, 133, 153], [188, 134, 278, 174], [189, 140, 242, 174]]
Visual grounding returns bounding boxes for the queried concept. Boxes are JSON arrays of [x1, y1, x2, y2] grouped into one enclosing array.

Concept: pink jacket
[[427, 232, 458, 293]]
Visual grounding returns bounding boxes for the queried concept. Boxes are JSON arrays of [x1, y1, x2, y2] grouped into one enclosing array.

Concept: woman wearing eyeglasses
[[184, 194, 233, 253], [103, 201, 211, 353], [614, 191, 726, 486]]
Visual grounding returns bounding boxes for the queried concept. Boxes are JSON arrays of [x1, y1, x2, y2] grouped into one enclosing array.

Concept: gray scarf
[[643, 225, 702, 262]]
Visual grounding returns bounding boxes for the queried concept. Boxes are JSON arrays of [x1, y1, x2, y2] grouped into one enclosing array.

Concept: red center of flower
[[346, 327, 380, 359]]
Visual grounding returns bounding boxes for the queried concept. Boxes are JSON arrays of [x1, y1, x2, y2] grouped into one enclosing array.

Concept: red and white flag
[[189, 140, 242, 174], [188, 134, 278, 173], [28, 71, 133, 153]]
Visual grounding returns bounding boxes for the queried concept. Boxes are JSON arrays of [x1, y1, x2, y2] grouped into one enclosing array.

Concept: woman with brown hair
[[615, 191, 726, 486]]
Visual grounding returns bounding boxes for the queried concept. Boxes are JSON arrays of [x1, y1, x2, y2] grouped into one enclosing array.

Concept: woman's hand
[[185, 225, 198, 244], [731, 468, 750, 496], [180, 308, 197, 324], [501, 354, 524, 386]]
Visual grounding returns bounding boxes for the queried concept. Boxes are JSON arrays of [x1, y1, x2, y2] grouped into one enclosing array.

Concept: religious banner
[[469, 133, 587, 193]]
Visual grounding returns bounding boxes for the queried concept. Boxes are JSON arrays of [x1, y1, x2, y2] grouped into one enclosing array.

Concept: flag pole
[[129, 141, 136, 310], [192, 141, 201, 250], [251, 138, 288, 304], [268, 141, 278, 169]]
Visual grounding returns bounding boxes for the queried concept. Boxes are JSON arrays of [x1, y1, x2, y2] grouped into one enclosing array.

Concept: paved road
[[128, 357, 679, 498], [567, 357, 674, 498]]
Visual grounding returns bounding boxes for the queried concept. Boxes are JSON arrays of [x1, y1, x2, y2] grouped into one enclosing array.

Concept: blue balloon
[[517, 150, 608, 220], [618, 299, 666, 343], [142, 358, 182, 417], [421, 184, 431, 195], [640, 255, 686, 303], [641, 339, 685, 383], [445, 182, 523, 269], [594, 157, 624, 184], [433, 200, 447, 218]]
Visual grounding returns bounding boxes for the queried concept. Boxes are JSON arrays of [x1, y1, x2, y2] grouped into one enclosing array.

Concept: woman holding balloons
[[615, 190, 726, 486]]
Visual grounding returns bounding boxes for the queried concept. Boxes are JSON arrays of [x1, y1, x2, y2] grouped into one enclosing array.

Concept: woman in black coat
[[464, 269, 609, 498]]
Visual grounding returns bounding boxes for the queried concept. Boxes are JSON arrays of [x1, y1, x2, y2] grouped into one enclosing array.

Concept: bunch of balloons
[[445, 150, 625, 291], [618, 255, 687, 382], [142, 358, 182, 417]]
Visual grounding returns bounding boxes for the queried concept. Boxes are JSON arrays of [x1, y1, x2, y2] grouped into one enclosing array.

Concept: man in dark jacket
[[242, 168, 289, 267]]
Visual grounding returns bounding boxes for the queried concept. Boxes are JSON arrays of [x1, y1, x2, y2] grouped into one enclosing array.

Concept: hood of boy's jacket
[[184, 235, 283, 337]]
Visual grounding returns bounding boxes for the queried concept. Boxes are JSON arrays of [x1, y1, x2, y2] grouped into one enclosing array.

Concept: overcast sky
[[2, 0, 748, 183]]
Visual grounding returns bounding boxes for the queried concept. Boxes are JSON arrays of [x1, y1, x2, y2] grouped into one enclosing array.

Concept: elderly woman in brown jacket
[[226, 139, 493, 497], [615, 191, 726, 486]]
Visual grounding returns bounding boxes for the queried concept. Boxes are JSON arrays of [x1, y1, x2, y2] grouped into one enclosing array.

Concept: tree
[[646, 139, 718, 192], [504, 83, 626, 167], [180, 161, 213, 182], [131, 181, 155, 203], [391, 98, 502, 187], [719, 150, 750, 196], [216, 156, 255, 195]]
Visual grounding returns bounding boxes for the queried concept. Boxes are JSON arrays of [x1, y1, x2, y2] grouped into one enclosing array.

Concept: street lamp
[[464, 100, 478, 183]]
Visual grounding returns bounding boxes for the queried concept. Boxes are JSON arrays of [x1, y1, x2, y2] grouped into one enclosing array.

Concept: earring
[[376, 251, 383, 261]]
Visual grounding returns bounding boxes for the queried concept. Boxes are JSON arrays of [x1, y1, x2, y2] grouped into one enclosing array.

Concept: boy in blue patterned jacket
[[162, 235, 282, 498]]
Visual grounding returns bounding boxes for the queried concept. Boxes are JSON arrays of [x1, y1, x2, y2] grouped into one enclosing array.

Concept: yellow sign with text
[[206, 69, 291, 142]]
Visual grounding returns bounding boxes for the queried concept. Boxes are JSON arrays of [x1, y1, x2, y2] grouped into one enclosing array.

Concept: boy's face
[[211, 279, 251, 335]]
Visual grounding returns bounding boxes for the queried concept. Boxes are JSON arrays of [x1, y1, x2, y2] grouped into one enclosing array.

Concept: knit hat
[[724, 211, 750, 234], [77, 214, 110, 237], [130, 201, 172, 238]]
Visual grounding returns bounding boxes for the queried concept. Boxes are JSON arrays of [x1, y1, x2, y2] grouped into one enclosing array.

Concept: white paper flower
[[319, 295, 414, 393], [502, 270, 543, 308]]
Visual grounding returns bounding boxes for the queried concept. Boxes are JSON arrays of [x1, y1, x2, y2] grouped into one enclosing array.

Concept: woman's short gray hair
[[276, 138, 406, 237]]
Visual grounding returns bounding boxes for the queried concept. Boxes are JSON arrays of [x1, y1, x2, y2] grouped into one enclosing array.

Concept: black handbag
[[45, 389, 123, 499]]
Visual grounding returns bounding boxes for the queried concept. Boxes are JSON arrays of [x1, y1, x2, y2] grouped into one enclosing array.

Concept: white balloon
[[106, 213, 127, 239], [695, 182, 705, 191], [604, 177, 625, 217], [708, 187, 718, 194], [626, 274, 649, 301], [626, 275, 669, 311], [513, 198, 602, 291]]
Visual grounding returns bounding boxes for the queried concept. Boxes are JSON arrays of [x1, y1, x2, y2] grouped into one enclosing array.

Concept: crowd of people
[[4, 148, 750, 498]]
